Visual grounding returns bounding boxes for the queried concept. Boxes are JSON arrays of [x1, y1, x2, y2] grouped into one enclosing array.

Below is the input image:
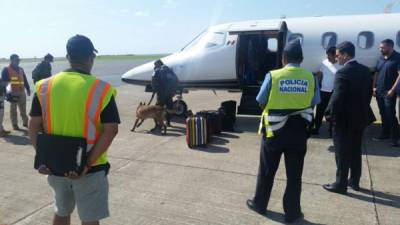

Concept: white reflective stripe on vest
[[86, 80, 109, 152], [266, 108, 313, 133], [39, 79, 51, 133]]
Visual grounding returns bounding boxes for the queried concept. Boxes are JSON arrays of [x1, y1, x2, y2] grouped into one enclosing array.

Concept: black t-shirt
[[376, 51, 400, 95], [30, 94, 120, 124]]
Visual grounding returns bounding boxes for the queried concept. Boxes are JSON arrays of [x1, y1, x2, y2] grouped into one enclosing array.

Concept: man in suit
[[323, 41, 372, 194]]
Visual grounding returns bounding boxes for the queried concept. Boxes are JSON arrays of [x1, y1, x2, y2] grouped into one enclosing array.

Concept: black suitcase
[[220, 101, 236, 131], [197, 110, 222, 139], [221, 100, 236, 121]]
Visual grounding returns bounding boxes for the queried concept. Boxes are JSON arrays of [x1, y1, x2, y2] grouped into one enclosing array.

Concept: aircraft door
[[235, 31, 282, 87]]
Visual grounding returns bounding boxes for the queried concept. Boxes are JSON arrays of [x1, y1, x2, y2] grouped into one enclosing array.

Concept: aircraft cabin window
[[268, 38, 278, 52], [322, 32, 337, 49], [288, 33, 304, 45], [358, 31, 374, 49], [204, 32, 226, 48], [181, 31, 207, 51], [397, 31, 400, 47]]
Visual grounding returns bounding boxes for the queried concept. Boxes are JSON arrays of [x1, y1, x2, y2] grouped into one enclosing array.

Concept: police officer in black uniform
[[246, 40, 320, 223], [152, 60, 178, 127], [32, 53, 54, 84]]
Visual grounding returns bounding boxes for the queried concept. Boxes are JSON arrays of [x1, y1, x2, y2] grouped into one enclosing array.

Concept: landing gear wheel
[[173, 100, 187, 117]]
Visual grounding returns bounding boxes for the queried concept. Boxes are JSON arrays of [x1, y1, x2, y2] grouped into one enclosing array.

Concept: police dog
[[131, 102, 174, 135]]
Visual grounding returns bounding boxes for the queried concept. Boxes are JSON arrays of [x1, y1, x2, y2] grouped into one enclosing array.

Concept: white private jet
[[122, 13, 400, 115]]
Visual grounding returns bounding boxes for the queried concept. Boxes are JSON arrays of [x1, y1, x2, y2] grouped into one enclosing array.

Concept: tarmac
[[0, 83, 399, 225]]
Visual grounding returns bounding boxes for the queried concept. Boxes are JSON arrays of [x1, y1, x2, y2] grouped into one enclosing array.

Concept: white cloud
[[154, 20, 167, 27], [135, 11, 150, 17], [163, 0, 179, 8]]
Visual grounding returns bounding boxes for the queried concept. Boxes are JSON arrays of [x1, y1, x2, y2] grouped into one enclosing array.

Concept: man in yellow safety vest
[[1, 54, 31, 130], [28, 35, 120, 225]]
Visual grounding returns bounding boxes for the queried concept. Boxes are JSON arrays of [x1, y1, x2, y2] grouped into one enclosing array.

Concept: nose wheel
[[173, 99, 188, 117]]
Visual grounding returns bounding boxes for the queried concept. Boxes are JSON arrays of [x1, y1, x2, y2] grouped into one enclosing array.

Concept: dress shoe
[[285, 212, 304, 223], [246, 199, 266, 215], [349, 183, 360, 191], [322, 183, 347, 195], [12, 125, 20, 130], [348, 179, 360, 191]]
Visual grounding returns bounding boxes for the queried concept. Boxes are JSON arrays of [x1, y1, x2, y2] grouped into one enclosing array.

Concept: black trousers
[[313, 91, 332, 133], [376, 95, 399, 143], [333, 123, 364, 187], [156, 94, 174, 124], [253, 135, 306, 219]]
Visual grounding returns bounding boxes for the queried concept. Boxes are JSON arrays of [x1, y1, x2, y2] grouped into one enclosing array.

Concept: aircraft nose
[[121, 61, 154, 84]]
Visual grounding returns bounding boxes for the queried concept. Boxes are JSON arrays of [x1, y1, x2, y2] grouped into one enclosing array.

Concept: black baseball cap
[[66, 35, 98, 58]]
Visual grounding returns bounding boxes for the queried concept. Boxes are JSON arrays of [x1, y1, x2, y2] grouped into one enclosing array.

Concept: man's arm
[[256, 73, 272, 109], [387, 71, 400, 97], [88, 96, 120, 166], [28, 94, 43, 148], [311, 76, 321, 107], [22, 69, 31, 96], [389, 59, 400, 97], [326, 72, 347, 118], [28, 116, 43, 149], [87, 123, 118, 166], [1, 68, 9, 87], [315, 71, 322, 82]]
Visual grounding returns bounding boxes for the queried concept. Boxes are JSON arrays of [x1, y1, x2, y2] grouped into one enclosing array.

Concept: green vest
[[259, 66, 315, 138], [35, 71, 116, 166]]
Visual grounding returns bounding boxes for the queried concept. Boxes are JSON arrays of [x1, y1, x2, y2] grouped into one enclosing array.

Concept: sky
[[0, 0, 399, 58]]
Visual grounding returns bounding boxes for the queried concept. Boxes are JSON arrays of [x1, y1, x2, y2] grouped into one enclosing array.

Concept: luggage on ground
[[196, 110, 222, 140], [186, 115, 208, 148], [220, 100, 237, 131]]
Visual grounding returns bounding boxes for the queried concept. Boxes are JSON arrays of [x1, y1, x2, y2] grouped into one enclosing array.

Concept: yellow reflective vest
[[35, 71, 116, 166], [259, 66, 315, 138], [8, 66, 25, 92]]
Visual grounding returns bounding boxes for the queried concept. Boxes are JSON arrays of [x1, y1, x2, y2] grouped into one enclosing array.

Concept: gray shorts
[[47, 171, 109, 222]]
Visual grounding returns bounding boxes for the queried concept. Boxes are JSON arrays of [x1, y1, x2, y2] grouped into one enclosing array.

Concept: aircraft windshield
[[182, 30, 226, 52]]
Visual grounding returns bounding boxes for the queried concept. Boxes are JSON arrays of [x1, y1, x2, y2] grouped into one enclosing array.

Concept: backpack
[[151, 69, 162, 92], [163, 67, 179, 96], [152, 66, 179, 96], [32, 63, 42, 81]]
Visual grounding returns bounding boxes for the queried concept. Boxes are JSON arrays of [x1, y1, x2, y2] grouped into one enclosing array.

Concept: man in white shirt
[[312, 47, 342, 136]]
